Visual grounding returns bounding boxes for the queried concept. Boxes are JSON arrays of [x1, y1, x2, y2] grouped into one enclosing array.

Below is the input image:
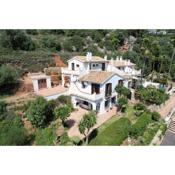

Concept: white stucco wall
[[100, 74, 123, 97], [74, 81, 92, 94], [90, 63, 103, 71], [68, 59, 84, 71], [73, 74, 123, 97]]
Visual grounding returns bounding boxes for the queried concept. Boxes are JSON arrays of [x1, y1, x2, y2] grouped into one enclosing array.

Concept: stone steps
[[168, 121, 175, 134]]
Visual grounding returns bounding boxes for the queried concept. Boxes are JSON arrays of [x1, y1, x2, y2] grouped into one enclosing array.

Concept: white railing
[[69, 82, 103, 101], [61, 67, 81, 75], [71, 91, 103, 101]]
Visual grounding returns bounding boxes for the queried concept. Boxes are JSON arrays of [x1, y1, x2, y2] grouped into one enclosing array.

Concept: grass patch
[[89, 117, 131, 146], [123, 105, 137, 124]]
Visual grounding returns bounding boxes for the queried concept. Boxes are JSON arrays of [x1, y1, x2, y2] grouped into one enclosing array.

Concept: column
[[46, 77, 51, 89], [92, 102, 96, 111], [109, 98, 112, 109], [99, 100, 106, 114], [71, 96, 77, 109], [32, 79, 39, 92], [61, 75, 65, 87]]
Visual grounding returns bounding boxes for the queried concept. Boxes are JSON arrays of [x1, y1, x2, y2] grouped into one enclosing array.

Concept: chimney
[[89, 52, 92, 60]]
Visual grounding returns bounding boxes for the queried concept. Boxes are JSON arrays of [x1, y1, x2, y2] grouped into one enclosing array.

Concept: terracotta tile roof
[[112, 60, 135, 67], [79, 71, 115, 84], [72, 56, 108, 63]]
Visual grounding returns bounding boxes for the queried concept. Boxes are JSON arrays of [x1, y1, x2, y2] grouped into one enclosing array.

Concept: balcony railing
[[71, 91, 103, 101], [61, 67, 81, 75]]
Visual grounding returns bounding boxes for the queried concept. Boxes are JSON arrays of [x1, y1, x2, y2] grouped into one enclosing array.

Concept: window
[[105, 83, 112, 97], [71, 63, 75, 70], [93, 64, 96, 67], [82, 82, 86, 88], [76, 64, 79, 67]]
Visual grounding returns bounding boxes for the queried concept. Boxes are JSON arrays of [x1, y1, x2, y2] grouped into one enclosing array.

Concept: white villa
[[61, 52, 141, 114], [30, 52, 141, 114]]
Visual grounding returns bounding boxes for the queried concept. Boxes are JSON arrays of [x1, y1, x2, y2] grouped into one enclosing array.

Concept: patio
[[36, 85, 68, 100], [67, 106, 118, 139]]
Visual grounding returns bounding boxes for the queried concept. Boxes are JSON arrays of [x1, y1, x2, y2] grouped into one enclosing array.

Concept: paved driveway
[[161, 131, 175, 146], [67, 106, 117, 139], [157, 94, 175, 118]]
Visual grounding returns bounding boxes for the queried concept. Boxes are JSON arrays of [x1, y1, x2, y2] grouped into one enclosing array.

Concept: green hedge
[[130, 112, 152, 138], [138, 123, 160, 145], [89, 118, 131, 145]]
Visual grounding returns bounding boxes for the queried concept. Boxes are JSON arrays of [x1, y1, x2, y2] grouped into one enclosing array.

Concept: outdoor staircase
[[168, 116, 175, 134]]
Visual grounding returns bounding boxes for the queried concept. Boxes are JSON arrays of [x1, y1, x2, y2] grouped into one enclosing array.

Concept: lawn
[[124, 105, 137, 124], [89, 117, 131, 146]]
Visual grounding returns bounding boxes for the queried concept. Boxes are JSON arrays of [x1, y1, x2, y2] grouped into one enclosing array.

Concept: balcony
[[61, 67, 80, 75], [71, 91, 103, 101]]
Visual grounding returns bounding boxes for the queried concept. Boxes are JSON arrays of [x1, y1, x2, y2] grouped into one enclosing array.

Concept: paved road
[[161, 131, 175, 146]]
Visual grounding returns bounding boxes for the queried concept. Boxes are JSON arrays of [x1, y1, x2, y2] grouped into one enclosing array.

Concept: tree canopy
[[54, 105, 71, 126], [78, 111, 97, 145], [26, 96, 54, 128], [136, 86, 169, 105], [0, 115, 30, 145], [0, 65, 19, 94]]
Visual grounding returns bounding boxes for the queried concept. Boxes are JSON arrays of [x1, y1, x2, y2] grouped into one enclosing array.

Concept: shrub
[[59, 132, 70, 145], [35, 127, 56, 145], [0, 101, 8, 120], [26, 96, 54, 128], [54, 105, 71, 126], [56, 95, 72, 107], [69, 36, 84, 52], [138, 123, 160, 145], [42, 36, 61, 51], [62, 40, 73, 51], [134, 103, 146, 116], [0, 65, 19, 94], [0, 116, 30, 145], [136, 86, 169, 105], [70, 136, 81, 145], [160, 123, 167, 135], [130, 112, 152, 138], [115, 85, 131, 98], [26, 30, 38, 35], [151, 111, 161, 121], [117, 96, 128, 112]]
